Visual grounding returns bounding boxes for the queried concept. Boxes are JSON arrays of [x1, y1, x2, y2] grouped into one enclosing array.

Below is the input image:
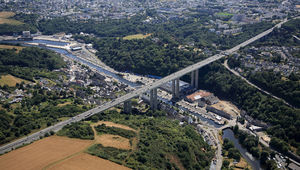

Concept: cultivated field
[[0, 45, 25, 53], [0, 74, 28, 87], [48, 153, 130, 170], [0, 121, 137, 170], [123, 33, 152, 40], [0, 11, 23, 25], [0, 136, 93, 170]]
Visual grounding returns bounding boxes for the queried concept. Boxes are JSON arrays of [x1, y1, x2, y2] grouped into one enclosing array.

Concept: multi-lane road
[[0, 17, 293, 155]]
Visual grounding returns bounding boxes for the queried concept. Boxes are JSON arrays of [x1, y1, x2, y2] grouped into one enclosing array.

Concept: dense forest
[[57, 122, 94, 140], [247, 71, 300, 108], [0, 47, 66, 81], [89, 37, 205, 76]]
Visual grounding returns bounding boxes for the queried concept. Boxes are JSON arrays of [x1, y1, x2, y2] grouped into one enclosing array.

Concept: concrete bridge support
[[172, 80, 176, 97], [176, 78, 180, 98], [195, 69, 199, 89], [171, 78, 180, 99], [124, 100, 132, 113], [190, 69, 199, 89], [150, 88, 158, 110], [191, 71, 195, 87]]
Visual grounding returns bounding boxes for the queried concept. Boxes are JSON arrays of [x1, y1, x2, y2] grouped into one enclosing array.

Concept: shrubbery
[[57, 122, 94, 140]]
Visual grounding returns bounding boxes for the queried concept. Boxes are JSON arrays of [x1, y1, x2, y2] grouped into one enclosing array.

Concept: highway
[[0, 18, 292, 155]]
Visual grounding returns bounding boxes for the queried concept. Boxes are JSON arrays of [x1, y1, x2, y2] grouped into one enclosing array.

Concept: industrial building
[[70, 45, 82, 51], [185, 90, 212, 103]]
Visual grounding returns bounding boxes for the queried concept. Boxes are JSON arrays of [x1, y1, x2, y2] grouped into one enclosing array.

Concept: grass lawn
[[0, 74, 29, 87], [123, 33, 152, 40], [0, 11, 23, 25], [0, 45, 25, 53]]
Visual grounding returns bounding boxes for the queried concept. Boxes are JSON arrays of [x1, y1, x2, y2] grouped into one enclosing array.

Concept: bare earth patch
[[0, 136, 93, 170], [0, 12, 15, 18], [48, 153, 130, 170], [92, 121, 137, 133], [96, 134, 131, 150], [212, 100, 240, 117]]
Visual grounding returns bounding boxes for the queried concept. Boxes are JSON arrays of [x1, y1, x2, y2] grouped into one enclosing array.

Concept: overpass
[[0, 18, 293, 154]]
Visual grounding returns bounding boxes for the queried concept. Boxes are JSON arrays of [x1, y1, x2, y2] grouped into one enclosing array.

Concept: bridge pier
[[195, 69, 199, 89], [190, 69, 199, 89], [171, 79, 180, 99], [172, 80, 176, 97], [124, 100, 132, 113], [175, 78, 180, 98], [191, 71, 195, 87], [150, 88, 158, 110]]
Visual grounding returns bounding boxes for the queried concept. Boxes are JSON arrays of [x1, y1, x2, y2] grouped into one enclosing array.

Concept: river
[[1, 39, 223, 128], [222, 129, 262, 170]]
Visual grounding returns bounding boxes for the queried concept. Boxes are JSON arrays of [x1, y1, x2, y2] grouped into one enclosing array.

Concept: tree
[[222, 160, 230, 168], [265, 160, 277, 170], [260, 150, 269, 164]]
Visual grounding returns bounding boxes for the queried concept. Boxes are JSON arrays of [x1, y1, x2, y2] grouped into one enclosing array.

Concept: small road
[[223, 59, 293, 107], [293, 35, 300, 41]]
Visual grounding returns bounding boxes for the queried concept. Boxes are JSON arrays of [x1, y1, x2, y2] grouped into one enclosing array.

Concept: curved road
[[0, 17, 295, 156], [223, 59, 294, 107]]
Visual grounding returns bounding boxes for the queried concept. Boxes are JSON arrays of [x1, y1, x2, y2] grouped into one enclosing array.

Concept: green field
[[123, 33, 151, 40]]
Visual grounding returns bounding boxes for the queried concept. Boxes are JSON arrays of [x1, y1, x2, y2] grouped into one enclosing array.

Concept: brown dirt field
[[92, 121, 137, 132], [212, 100, 240, 117], [0, 18, 23, 25], [0, 136, 93, 170], [0, 12, 15, 18], [0, 74, 29, 87], [96, 134, 131, 150], [0, 45, 25, 53], [48, 153, 130, 170]]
